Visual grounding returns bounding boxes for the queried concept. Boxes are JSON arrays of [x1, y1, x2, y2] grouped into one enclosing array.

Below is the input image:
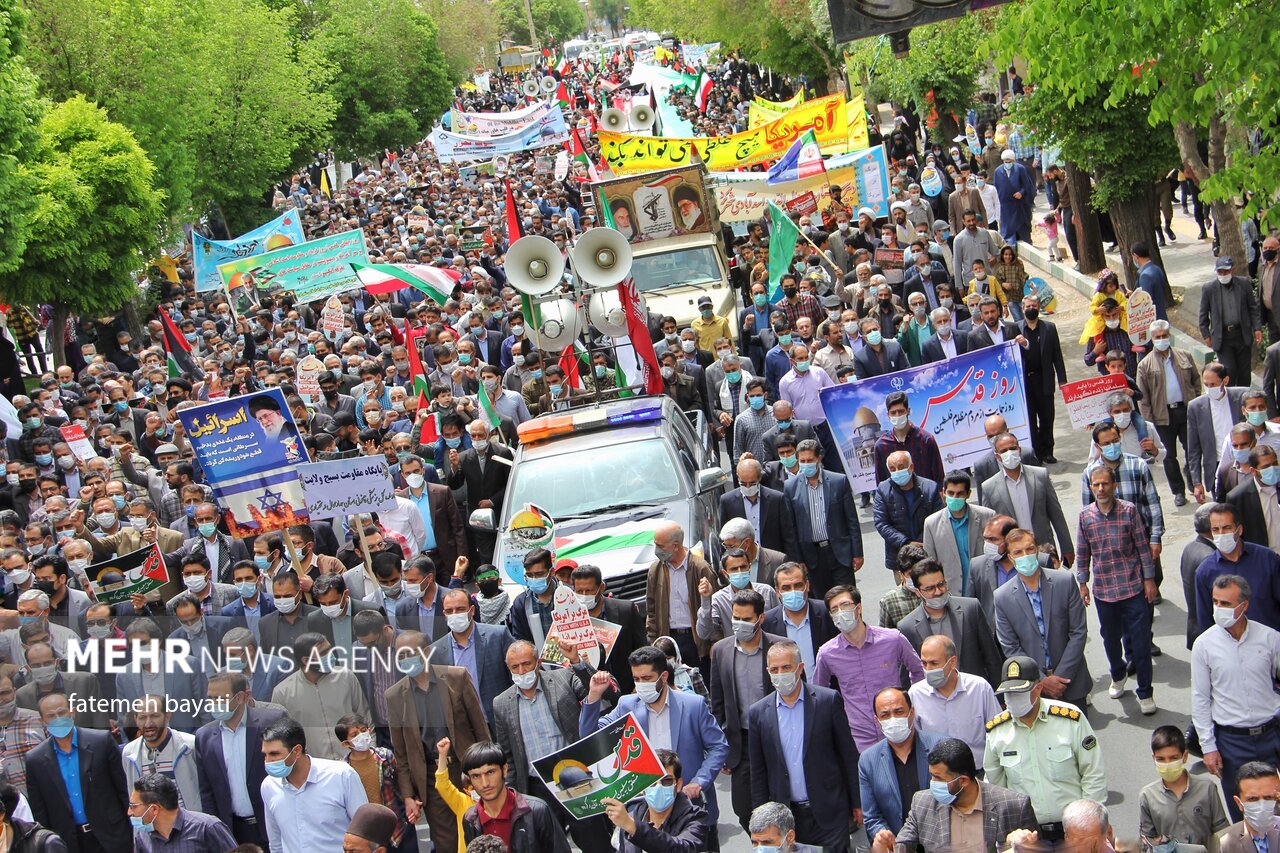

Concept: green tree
[[309, 0, 451, 158], [0, 96, 165, 365], [590, 0, 625, 36], [419, 0, 498, 82], [495, 0, 584, 46], [0, 0, 41, 276]]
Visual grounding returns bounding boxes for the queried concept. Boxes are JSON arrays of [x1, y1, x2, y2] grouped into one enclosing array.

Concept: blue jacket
[[580, 687, 730, 819], [194, 705, 286, 831], [764, 346, 792, 401], [1137, 260, 1170, 321], [220, 595, 277, 635], [872, 476, 944, 570], [784, 470, 863, 569], [859, 728, 946, 839]]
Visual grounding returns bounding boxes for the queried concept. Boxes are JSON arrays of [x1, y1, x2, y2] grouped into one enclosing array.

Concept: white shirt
[[219, 718, 255, 818], [986, 322, 1006, 345], [1217, 423, 1280, 483], [374, 495, 429, 554], [647, 700, 672, 751], [262, 756, 368, 853], [1191, 620, 1280, 754], [1210, 391, 1234, 452], [937, 332, 958, 360], [909, 672, 1003, 769], [978, 184, 1001, 226]]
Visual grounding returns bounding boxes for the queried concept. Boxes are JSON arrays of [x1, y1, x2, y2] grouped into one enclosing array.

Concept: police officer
[[984, 655, 1107, 842]]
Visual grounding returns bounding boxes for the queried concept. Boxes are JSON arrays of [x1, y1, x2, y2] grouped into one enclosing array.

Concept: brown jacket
[[947, 187, 987, 235], [645, 550, 719, 658], [387, 663, 490, 802], [85, 525, 186, 604], [1136, 346, 1202, 425]]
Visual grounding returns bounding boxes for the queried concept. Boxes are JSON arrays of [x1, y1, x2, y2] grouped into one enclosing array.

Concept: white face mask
[[349, 731, 375, 752], [1105, 318, 1121, 330], [1213, 532, 1238, 554], [1005, 690, 1036, 718], [880, 715, 913, 744], [1213, 603, 1242, 629], [446, 612, 471, 633], [1000, 449, 1022, 470], [511, 670, 537, 690], [1217, 273, 1234, 284], [1112, 411, 1131, 429]]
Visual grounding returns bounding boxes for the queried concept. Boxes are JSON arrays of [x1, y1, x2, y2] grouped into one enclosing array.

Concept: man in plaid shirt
[[1076, 464, 1159, 716], [776, 273, 825, 331], [1080, 421, 1165, 556]]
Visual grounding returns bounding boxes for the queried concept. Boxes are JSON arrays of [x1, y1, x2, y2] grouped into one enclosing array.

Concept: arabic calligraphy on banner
[[429, 106, 570, 163], [711, 164, 859, 223], [179, 388, 307, 481], [598, 95, 848, 174], [215, 229, 369, 302], [753, 91, 805, 111], [450, 100, 552, 137], [751, 91, 869, 154], [298, 457, 398, 518]]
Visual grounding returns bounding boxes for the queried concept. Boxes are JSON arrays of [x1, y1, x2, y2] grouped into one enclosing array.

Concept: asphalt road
[[707, 275, 1209, 850]]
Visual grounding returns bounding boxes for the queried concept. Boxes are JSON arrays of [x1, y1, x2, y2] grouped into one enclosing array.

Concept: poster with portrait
[[591, 164, 717, 244], [177, 388, 311, 537]]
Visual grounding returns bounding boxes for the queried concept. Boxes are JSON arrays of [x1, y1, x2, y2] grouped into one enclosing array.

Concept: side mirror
[[696, 466, 728, 493], [469, 508, 496, 531]]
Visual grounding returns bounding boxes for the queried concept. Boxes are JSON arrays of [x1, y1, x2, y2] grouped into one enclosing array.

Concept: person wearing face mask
[[1218, 763, 1280, 853], [980, 431, 1076, 570], [582, 646, 730, 831], [908, 632, 1002, 770], [334, 716, 411, 851], [129, 772, 236, 852], [1200, 255, 1262, 390], [760, 399, 816, 464], [1226, 442, 1280, 554], [498, 309, 531, 372], [122, 694, 205, 814], [1194, 503, 1280, 634], [167, 554, 238, 622], [605, 748, 710, 853], [1081, 421, 1165, 566], [428, 588, 512, 725], [986, 523, 1088, 704], [25, 691, 132, 853], [1192, 570, 1280, 825], [896, 557, 1002, 687], [874, 451, 944, 573], [874, 736, 1038, 853], [982, 656, 1106, 843], [170, 593, 235, 677], [384, 631, 491, 853], [566, 563, 643, 695], [14, 639, 108, 729], [1138, 725, 1231, 851], [259, 716, 368, 852], [695, 548, 779, 646], [28, 554, 90, 634], [270, 631, 370, 761], [447, 420, 511, 564], [853, 316, 911, 381], [857, 686, 944, 841], [655, 351, 702, 414], [168, 503, 249, 585], [0, 670, 44, 794]]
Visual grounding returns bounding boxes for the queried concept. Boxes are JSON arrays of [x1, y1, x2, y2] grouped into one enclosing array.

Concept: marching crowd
[[0, 40, 1275, 853]]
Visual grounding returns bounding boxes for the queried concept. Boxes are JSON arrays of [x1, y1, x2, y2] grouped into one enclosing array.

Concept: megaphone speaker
[[601, 108, 627, 132], [522, 79, 540, 98], [630, 105, 655, 130], [505, 236, 566, 297], [573, 227, 633, 287], [587, 289, 630, 337], [540, 75, 558, 94], [536, 298, 583, 350]]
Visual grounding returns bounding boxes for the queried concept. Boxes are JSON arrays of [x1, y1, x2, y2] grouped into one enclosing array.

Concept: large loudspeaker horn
[[572, 227, 633, 287], [587, 289, 630, 337], [601, 108, 628, 132], [629, 104, 655, 131], [505, 236, 565, 296], [522, 79, 540, 99], [536, 298, 583, 349], [539, 75, 558, 94]]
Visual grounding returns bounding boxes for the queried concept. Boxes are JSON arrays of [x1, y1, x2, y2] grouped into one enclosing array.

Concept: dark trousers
[[422, 779, 458, 853], [669, 628, 708, 683], [1024, 381, 1057, 458], [1096, 592, 1152, 698], [75, 829, 106, 853], [529, 774, 615, 852], [1154, 405, 1191, 497], [1217, 340, 1253, 386], [1215, 722, 1280, 822], [792, 801, 850, 852], [730, 731, 754, 831], [1061, 207, 1079, 261], [231, 815, 268, 846], [815, 421, 845, 474], [810, 543, 851, 598]]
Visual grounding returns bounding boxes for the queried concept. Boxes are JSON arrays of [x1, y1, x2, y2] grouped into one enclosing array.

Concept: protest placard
[[295, 355, 323, 404], [59, 424, 98, 461], [531, 713, 665, 819], [1061, 374, 1130, 429], [541, 617, 622, 669], [86, 543, 168, 606], [1127, 288, 1157, 346], [216, 229, 369, 303], [321, 296, 345, 339], [298, 458, 397, 518], [784, 191, 818, 217]]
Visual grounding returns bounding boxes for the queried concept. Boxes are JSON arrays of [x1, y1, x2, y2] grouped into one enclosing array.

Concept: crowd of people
[[0, 36, 1275, 853]]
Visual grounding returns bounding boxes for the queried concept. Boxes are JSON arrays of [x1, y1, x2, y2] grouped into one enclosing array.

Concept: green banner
[[216, 229, 369, 302]]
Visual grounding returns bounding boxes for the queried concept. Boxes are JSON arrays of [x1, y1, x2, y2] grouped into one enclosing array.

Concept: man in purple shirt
[[813, 584, 926, 751]]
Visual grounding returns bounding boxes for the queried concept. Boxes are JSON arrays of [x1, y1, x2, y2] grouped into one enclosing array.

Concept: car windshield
[[505, 438, 682, 518], [631, 247, 721, 291]]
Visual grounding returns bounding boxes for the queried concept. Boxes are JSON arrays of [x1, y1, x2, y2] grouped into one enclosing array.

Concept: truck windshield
[[504, 438, 682, 518], [631, 246, 721, 291]]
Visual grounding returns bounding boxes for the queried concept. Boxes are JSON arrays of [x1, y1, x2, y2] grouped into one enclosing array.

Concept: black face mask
[[478, 580, 501, 597], [1265, 250, 1278, 262], [782, 288, 798, 299], [323, 388, 338, 400], [17, 480, 35, 494], [1024, 308, 1040, 321], [33, 580, 55, 597]]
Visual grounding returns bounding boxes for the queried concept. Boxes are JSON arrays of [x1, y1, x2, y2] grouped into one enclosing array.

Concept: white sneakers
[[1140, 696, 1157, 715], [1108, 677, 1127, 699]]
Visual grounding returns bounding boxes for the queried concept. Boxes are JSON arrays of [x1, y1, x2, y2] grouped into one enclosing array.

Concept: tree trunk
[[49, 302, 68, 369], [1174, 117, 1247, 272], [121, 298, 143, 341], [1064, 161, 1105, 274], [1107, 183, 1170, 303]]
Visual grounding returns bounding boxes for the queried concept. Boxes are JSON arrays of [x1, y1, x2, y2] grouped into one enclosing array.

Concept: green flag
[[766, 201, 801, 304]]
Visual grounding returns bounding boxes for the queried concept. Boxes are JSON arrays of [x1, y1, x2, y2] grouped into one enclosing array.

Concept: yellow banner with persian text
[[598, 94, 847, 174], [752, 91, 804, 111]]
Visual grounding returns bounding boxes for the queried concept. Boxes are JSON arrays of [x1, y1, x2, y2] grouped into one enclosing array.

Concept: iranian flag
[[351, 262, 453, 303], [598, 201, 662, 395], [504, 178, 542, 332], [569, 126, 599, 181], [694, 71, 713, 114], [558, 341, 588, 389], [477, 377, 502, 431]]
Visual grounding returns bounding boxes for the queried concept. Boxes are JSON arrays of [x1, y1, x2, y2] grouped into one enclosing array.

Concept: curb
[[1016, 240, 1217, 365]]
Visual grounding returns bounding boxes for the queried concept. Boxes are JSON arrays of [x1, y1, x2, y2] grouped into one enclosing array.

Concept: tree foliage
[[495, 0, 585, 46], [0, 0, 41, 277], [308, 0, 452, 159], [419, 0, 498, 81], [0, 96, 164, 328], [590, 0, 625, 36]]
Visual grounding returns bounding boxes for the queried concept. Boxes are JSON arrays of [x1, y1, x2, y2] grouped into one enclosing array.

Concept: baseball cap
[[1215, 256, 1234, 271], [996, 655, 1041, 693], [697, 295, 713, 308]]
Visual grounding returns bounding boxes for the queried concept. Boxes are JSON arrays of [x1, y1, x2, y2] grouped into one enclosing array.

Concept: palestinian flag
[[159, 310, 198, 378], [477, 377, 502, 431], [556, 79, 571, 109], [504, 178, 542, 332], [351, 261, 452, 303], [694, 71, 713, 114], [404, 325, 435, 416], [569, 127, 598, 181]]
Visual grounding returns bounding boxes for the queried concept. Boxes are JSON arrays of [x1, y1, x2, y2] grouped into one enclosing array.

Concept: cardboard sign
[[549, 584, 596, 654], [87, 543, 168, 606], [59, 424, 99, 461], [321, 295, 345, 339], [1128, 288, 1157, 346], [1061, 373, 1130, 430], [295, 355, 324, 404], [531, 713, 664, 819], [784, 191, 819, 217], [541, 616, 622, 669], [875, 247, 905, 285]]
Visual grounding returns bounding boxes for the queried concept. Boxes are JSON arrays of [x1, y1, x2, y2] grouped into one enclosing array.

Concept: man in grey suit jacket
[[897, 560, 1002, 686], [972, 413, 1040, 502], [760, 405, 817, 461], [993, 528, 1091, 707], [784, 440, 863, 592], [922, 472, 995, 597], [1199, 257, 1261, 389], [981, 432, 1074, 565], [872, 737, 1038, 853], [430, 588, 512, 724], [1187, 366, 1247, 503]]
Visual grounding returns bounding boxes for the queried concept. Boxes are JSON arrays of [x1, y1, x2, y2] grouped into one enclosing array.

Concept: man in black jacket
[[1018, 294, 1068, 463], [461, 741, 570, 853]]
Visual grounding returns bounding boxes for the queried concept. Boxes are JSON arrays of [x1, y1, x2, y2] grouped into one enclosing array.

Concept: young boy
[[1103, 349, 1153, 457], [337, 714, 412, 853], [1138, 725, 1230, 850], [967, 259, 1008, 313]]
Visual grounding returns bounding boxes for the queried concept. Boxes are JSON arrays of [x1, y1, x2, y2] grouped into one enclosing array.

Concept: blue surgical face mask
[[527, 576, 549, 595], [890, 469, 912, 487], [753, 293, 767, 307], [114, 400, 129, 413], [1263, 466, 1280, 487], [549, 383, 564, 396], [235, 581, 258, 599], [776, 419, 792, 431], [264, 751, 295, 778], [799, 462, 819, 478], [1247, 410, 1268, 426], [112, 495, 127, 511], [781, 590, 806, 611], [725, 370, 742, 384], [930, 777, 960, 806], [445, 436, 462, 449], [748, 396, 765, 411], [45, 716, 74, 739], [728, 571, 751, 589], [644, 781, 676, 812], [866, 330, 883, 346], [1100, 442, 1123, 461], [34, 454, 51, 467], [529, 369, 543, 380], [254, 555, 272, 572], [198, 522, 218, 538]]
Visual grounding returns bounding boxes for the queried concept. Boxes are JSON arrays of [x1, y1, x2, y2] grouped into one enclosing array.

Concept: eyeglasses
[[918, 581, 948, 596], [655, 776, 676, 787]]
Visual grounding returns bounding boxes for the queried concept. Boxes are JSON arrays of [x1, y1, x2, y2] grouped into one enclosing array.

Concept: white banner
[[298, 458, 397, 518], [451, 100, 551, 137], [429, 106, 570, 163]]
